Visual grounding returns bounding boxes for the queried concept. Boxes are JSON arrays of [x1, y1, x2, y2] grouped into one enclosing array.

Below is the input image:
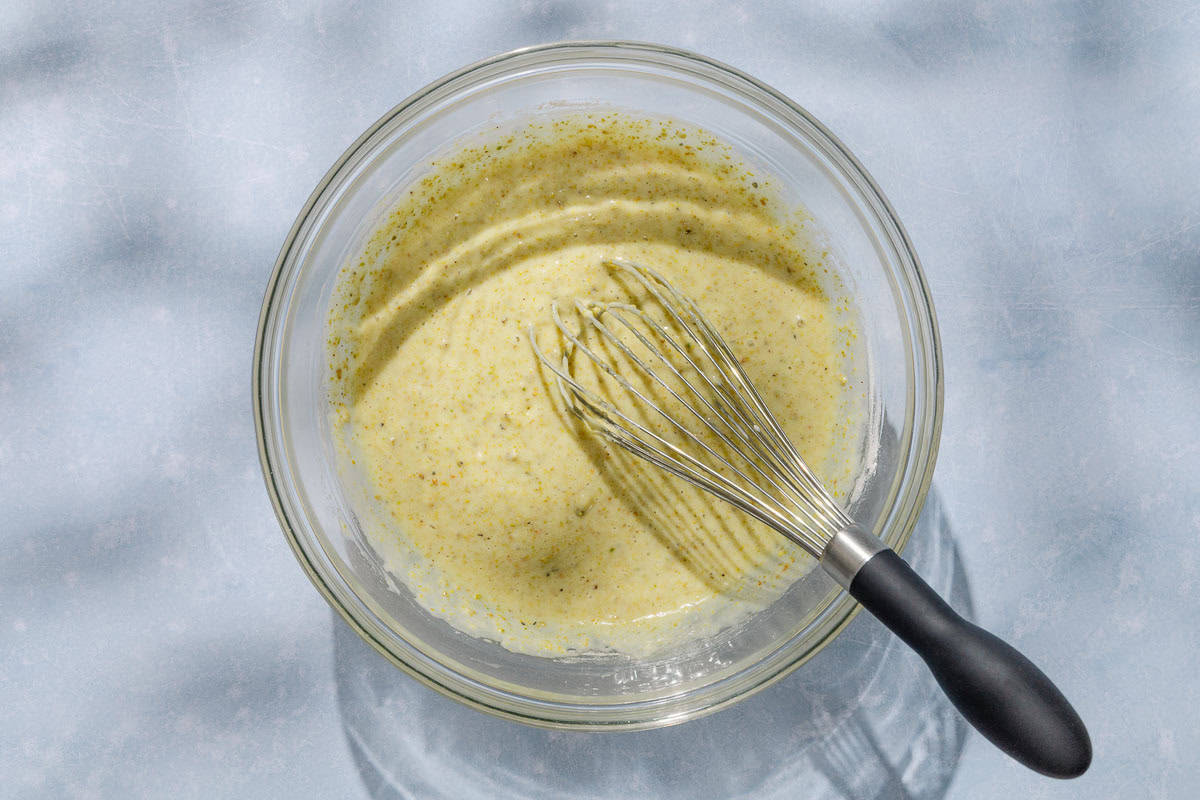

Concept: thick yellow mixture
[[327, 114, 859, 656]]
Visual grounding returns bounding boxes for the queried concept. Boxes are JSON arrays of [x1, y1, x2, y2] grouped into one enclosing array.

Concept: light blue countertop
[[3, 2, 1197, 797]]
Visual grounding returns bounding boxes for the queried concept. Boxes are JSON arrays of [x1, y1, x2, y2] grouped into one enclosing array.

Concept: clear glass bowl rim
[[253, 39, 944, 730]]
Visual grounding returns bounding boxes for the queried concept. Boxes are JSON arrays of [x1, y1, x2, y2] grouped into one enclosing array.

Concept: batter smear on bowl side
[[326, 113, 862, 656]]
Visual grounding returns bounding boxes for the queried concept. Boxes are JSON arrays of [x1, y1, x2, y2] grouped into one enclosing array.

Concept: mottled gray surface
[[2, 1, 1197, 798]]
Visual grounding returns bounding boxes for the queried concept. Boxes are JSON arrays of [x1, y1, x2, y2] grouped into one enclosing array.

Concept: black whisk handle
[[846, 547, 1091, 778]]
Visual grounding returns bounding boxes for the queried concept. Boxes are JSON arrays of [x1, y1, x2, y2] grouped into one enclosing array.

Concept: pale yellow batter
[[327, 113, 860, 656]]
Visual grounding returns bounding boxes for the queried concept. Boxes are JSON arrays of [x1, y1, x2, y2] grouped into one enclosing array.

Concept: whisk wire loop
[[578, 301, 818, 526], [528, 258, 853, 556], [584, 302, 841, 545], [533, 307, 813, 548], [609, 259, 851, 527]]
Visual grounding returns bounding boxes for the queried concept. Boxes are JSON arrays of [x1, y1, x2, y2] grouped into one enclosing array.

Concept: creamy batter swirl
[[327, 113, 859, 655]]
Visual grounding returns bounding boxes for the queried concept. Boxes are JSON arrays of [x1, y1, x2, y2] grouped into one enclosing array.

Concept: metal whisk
[[530, 258, 1090, 779]]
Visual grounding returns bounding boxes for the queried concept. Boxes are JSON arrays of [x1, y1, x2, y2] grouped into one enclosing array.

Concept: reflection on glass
[[334, 487, 970, 800]]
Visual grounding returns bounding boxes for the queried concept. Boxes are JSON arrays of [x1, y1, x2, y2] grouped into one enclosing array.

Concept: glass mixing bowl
[[253, 41, 941, 728]]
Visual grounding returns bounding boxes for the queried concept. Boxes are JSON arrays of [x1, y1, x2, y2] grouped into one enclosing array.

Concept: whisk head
[[529, 258, 852, 558]]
